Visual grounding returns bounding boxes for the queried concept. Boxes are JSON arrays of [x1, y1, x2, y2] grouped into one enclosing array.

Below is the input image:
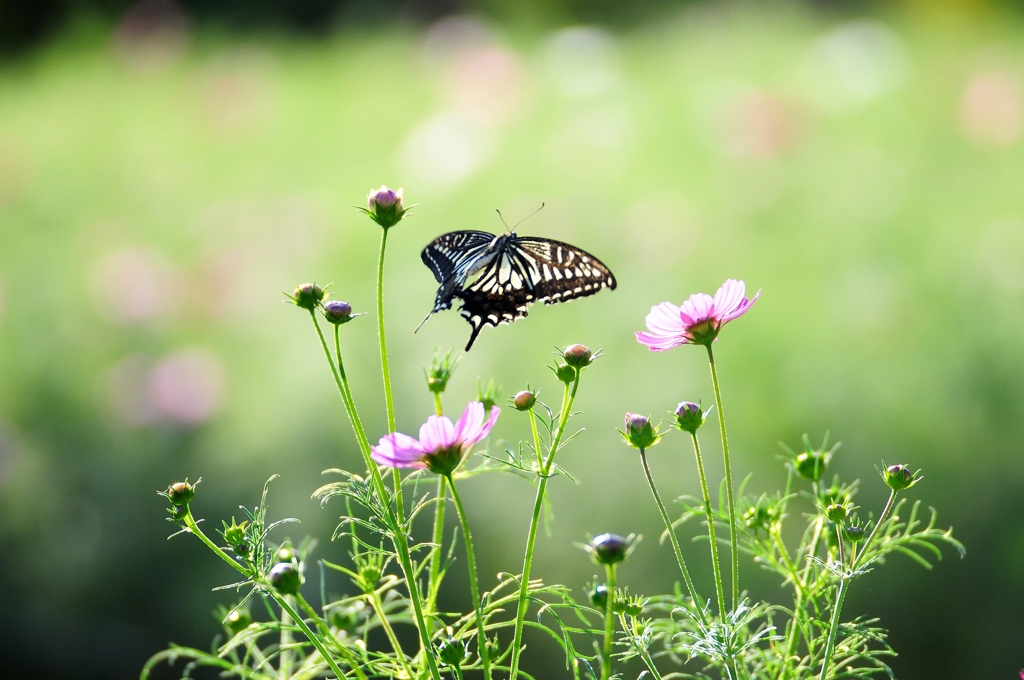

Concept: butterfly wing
[[419, 231, 496, 326], [455, 237, 616, 350], [513, 237, 617, 303]]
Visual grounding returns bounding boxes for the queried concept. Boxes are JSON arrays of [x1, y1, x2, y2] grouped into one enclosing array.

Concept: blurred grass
[[1, 3, 1023, 678]]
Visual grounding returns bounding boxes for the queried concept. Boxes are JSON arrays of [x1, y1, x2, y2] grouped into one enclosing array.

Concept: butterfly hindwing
[[420, 230, 496, 313]]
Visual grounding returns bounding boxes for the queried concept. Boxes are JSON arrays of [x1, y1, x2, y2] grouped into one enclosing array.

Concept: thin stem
[[639, 448, 709, 628], [279, 597, 293, 680], [310, 314, 441, 680], [601, 563, 617, 680], [298, 594, 369, 680], [706, 344, 739, 610], [688, 432, 726, 617], [377, 226, 396, 433], [835, 523, 845, 567], [447, 475, 492, 680], [618, 614, 663, 680], [509, 374, 581, 680], [434, 392, 444, 417], [817, 489, 897, 680], [528, 409, 543, 470], [368, 590, 418, 680], [179, 512, 352, 680], [427, 475, 448, 612]]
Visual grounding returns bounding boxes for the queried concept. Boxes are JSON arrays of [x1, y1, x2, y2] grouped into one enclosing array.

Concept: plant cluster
[[146, 186, 963, 680]]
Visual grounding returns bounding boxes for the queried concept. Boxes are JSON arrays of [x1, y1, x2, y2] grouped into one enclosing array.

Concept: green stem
[[447, 475, 492, 680], [817, 489, 897, 680], [688, 432, 726, 618], [618, 614, 663, 680], [434, 392, 444, 417], [706, 344, 739, 610], [601, 563, 617, 680], [509, 375, 581, 680], [310, 314, 441, 680], [180, 512, 352, 680], [427, 475, 448, 613], [639, 448, 709, 628], [298, 594, 369, 680], [377, 227, 396, 433], [280, 597, 293, 680], [368, 590, 417, 680]]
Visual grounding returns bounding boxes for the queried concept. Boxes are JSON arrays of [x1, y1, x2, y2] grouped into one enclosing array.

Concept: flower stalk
[[707, 345, 740, 610], [447, 475, 492, 680], [687, 431, 726, 617]]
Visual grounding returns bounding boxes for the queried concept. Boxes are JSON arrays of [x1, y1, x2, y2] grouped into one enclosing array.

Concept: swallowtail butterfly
[[419, 229, 617, 350]]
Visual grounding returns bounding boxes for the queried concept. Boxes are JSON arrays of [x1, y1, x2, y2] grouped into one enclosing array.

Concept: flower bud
[[437, 636, 468, 667], [268, 562, 302, 595], [674, 401, 706, 434], [743, 496, 778, 533], [289, 283, 325, 311], [611, 590, 645, 617], [553, 363, 576, 384], [882, 464, 919, 491], [842, 522, 865, 543], [224, 607, 252, 634], [328, 602, 364, 631], [563, 344, 593, 368], [426, 349, 458, 395], [825, 503, 848, 523], [589, 533, 630, 565], [221, 518, 249, 547], [621, 413, 660, 449], [484, 636, 501, 659], [167, 504, 189, 520], [276, 545, 297, 563], [364, 185, 408, 229], [513, 390, 536, 411], [165, 479, 197, 506], [477, 379, 500, 412], [322, 300, 354, 325], [590, 583, 609, 609], [795, 451, 826, 481]]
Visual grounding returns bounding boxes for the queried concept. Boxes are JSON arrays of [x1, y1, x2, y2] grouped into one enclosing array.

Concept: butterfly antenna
[[496, 209, 511, 233], [512, 202, 545, 231], [414, 310, 433, 334]]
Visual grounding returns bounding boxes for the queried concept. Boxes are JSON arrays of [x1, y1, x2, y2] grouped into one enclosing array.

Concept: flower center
[[686, 319, 720, 345], [424, 444, 465, 476]]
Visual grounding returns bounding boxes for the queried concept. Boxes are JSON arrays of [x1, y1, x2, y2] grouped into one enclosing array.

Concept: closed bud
[[224, 608, 252, 634], [437, 636, 468, 667], [426, 348, 459, 395], [588, 533, 632, 566], [563, 344, 593, 368], [513, 390, 536, 411], [276, 545, 297, 563], [554, 362, 576, 384], [322, 300, 355, 325], [825, 503, 848, 523], [364, 185, 408, 229], [611, 589, 645, 617], [165, 479, 197, 506], [477, 378, 500, 412], [268, 562, 302, 595], [221, 518, 249, 547], [289, 283, 325, 311], [673, 401, 706, 434], [842, 522, 865, 543], [328, 602, 364, 631], [590, 583, 609, 609], [484, 636, 501, 659], [621, 413, 661, 449], [882, 464, 920, 491], [795, 451, 827, 481]]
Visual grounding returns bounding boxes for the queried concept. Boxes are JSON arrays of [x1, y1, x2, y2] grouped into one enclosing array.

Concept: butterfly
[[418, 228, 617, 350]]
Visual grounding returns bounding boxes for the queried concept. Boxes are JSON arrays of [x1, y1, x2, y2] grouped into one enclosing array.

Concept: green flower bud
[[743, 496, 778, 534], [673, 401, 706, 434], [477, 378, 500, 411], [621, 413, 661, 450], [425, 348, 459, 395], [437, 636, 468, 667], [589, 533, 632, 566], [842, 522, 865, 543], [611, 590, 645, 617], [276, 545, 297, 563], [825, 503, 848, 523], [795, 450, 827, 481], [268, 562, 302, 595], [221, 518, 249, 547], [328, 602, 364, 631], [513, 390, 536, 411], [590, 583, 609, 609], [563, 344, 593, 368], [553, 362, 576, 384], [165, 479, 197, 506], [882, 464, 920, 491], [288, 283, 325, 311], [224, 607, 252, 634]]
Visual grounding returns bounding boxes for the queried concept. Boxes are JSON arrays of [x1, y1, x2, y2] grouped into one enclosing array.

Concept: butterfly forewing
[[514, 237, 617, 303], [421, 230, 496, 284]]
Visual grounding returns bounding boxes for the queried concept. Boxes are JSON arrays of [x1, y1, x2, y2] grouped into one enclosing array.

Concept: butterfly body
[[420, 229, 617, 350]]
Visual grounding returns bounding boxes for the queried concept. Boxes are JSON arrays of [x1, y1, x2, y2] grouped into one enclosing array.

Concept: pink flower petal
[[371, 432, 427, 468], [681, 292, 715, 326], [419, 415, 456, 453], [643, 302, 685, 335], [713, 279, 746, 317], [636, 331, 688, 351], [462, 405, 499, 448], [721, 288, 760, 323], [452, 402, 484, 445]]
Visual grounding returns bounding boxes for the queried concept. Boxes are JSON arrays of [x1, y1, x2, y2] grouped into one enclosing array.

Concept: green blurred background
[[1, 0, 1023, 677]]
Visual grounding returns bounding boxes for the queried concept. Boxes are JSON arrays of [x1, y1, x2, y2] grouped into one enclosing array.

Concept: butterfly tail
[[414, 309, 434, 334], [464, 322, 484, 351]]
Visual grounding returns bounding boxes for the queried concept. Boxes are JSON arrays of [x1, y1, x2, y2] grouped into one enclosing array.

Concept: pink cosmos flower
[[371, 401, 499, 476], [635, 279, 760, 351]]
